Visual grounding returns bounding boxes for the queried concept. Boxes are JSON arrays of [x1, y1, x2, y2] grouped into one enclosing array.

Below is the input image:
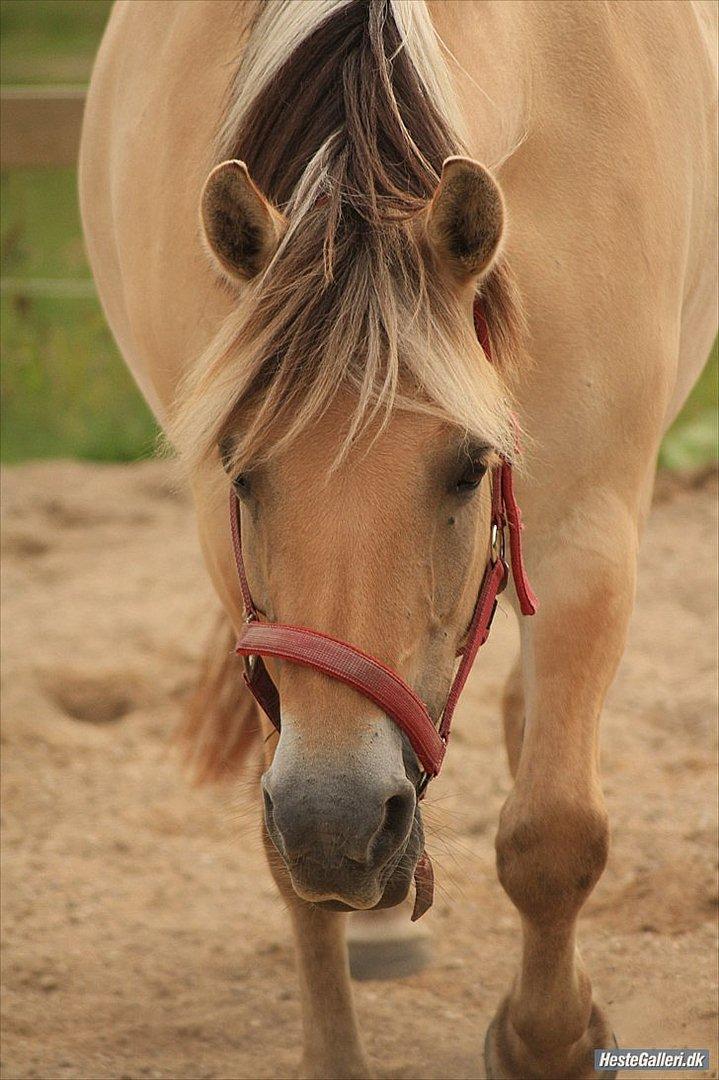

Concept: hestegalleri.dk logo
[[594, 1048, 710, 1071]]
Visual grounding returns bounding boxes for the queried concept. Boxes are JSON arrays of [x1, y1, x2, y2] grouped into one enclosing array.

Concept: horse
[[79, 2, 717, 1077]]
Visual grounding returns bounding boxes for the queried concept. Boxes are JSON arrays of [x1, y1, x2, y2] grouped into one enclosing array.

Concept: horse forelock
[[171, 0, 526, 479]]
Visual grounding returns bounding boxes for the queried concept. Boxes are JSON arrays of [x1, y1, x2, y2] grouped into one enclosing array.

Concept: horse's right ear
[[200, 160, 286, 282]]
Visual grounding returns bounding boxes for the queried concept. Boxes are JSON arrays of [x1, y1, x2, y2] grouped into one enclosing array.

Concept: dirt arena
[[1, 461, 717, 1080]]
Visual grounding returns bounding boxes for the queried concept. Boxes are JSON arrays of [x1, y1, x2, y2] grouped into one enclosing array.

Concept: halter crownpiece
[[230, 300, 537, 919]]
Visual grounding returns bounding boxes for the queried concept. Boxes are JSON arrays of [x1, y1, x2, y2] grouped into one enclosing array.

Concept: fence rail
[[1, 87, 86, 168]]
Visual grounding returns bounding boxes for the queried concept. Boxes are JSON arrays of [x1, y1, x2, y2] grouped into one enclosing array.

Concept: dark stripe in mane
[[224, 1, 456, 212]]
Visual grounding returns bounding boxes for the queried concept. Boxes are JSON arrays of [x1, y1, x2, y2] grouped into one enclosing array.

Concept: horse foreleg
[[486, 493, 636, 1079], [262, 829, 372, 1080]]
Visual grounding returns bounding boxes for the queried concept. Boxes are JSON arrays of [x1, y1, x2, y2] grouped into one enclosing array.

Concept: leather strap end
[[500, 460, 539, 617], [411, 849, 435, 921]]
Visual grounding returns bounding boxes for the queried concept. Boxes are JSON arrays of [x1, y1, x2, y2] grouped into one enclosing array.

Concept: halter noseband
[[229, 302, 537, 918]]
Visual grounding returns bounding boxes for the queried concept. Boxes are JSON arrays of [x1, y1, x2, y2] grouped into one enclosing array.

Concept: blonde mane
[[171, 0, 526, 477]]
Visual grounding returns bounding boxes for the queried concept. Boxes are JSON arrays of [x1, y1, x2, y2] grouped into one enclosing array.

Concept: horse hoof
[[346, 902, 431, 981], [484, 998, 618, 1079]]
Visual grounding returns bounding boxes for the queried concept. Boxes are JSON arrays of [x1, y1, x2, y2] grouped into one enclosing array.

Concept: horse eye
[[219, 439, 252, 498], [455, 462, 487, 494]]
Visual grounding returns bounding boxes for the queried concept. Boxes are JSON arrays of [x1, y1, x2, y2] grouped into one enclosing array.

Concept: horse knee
[[495, 794, 609, 922]]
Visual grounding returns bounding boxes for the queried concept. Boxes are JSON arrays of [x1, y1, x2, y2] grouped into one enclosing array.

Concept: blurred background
[[0, 0, 717, 469], [1, 0, 157, 462]]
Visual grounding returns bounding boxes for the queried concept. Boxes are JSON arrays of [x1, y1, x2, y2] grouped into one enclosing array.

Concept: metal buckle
[[490, 522, 505, 564], [242, 611, 258, 679]]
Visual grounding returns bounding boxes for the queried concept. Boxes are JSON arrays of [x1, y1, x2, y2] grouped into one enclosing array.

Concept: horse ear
[[200, 160, 286, 282], [426, 157, 504, 282]]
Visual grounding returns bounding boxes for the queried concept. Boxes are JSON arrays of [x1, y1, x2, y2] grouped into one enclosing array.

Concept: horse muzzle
[[261, 748, 420, 909]]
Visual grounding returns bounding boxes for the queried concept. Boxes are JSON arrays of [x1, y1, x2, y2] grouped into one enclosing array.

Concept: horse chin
[[309, 870, 413, 914], [304, 815, 423, 914]]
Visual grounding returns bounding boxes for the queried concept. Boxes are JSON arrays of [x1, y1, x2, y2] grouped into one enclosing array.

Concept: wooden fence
[[1, 87, 86, 168]]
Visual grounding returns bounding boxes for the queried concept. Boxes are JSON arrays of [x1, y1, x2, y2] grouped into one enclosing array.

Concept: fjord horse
[[80, 2, 717, 1077]]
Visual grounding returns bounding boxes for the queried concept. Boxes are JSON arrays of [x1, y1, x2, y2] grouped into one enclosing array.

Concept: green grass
[[0, 0, 112, 85], [659, 340, 718, 471], [2, 166, 88, 278], [1, 168, 158, 462], [1, 291, 158, 462], [0, 1, 157, 462]]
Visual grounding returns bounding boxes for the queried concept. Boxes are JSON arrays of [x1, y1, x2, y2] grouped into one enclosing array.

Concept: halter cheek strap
[[232, 459, 535, 775], [229, 302, 537, 918]]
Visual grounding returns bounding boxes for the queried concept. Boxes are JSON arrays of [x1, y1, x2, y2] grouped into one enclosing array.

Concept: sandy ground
[[1, 461, 717, 1080]]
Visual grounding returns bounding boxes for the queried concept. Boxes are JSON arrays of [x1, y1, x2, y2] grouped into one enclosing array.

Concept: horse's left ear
[[426, 157, 504, 282], [200, 159, 286, 283]]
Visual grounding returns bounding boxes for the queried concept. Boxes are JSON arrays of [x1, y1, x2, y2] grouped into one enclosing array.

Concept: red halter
[[230, 302, 537, 918]]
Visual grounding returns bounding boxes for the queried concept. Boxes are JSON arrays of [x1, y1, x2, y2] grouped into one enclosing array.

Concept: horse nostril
[[260, 768, 414, 868], [384, 793, 408, 829], [369, 784, 415, 862]]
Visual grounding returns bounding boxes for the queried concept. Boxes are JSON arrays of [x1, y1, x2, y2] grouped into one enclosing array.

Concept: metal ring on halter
[[415, 772, 430, 799]]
